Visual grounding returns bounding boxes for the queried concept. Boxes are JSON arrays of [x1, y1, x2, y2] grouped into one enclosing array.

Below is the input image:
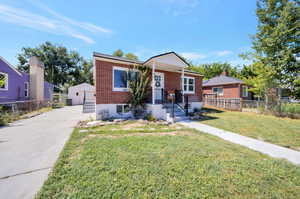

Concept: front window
[[242, 86, 248, 97], [113, 67, 139, 91], [0, 72, 8, 90], [183, 76, 195, 94], [212, 87, 223, 96], [113, 67, 128, 91], [24, 82, 29, 97]]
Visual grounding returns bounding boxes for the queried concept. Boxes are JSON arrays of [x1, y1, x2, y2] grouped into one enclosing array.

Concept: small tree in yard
[[128, 65, 151, 118]]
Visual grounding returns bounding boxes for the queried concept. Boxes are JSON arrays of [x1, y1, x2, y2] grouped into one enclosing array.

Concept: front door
[[154, 72, 164, 103]]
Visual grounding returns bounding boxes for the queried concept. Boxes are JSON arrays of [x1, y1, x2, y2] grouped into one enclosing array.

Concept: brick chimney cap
[[221, 71, 228, 76]]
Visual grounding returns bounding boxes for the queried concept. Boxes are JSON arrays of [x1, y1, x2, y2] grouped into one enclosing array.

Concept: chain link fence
[[204, 98, 300, 119]]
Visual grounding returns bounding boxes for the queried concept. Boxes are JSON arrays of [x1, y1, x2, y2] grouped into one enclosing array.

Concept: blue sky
[[0, 0, 257, 66]]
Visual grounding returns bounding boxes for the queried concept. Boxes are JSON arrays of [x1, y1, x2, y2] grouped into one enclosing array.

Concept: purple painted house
[[0, 56, 53, 103]]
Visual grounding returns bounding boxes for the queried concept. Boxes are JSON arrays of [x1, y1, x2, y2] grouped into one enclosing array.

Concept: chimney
[[221, 71, 228, 76], [29, 56, 44, 101]]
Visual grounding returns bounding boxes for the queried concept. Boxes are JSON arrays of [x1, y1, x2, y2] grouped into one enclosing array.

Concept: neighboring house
[[93, 51, 203, 120], [68, 83, 95, 105], [0, 56, 54, 103], [202, 72, 254, 100]]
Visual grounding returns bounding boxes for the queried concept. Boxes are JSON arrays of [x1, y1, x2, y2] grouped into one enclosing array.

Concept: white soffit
[[144, 52, 188, 68]]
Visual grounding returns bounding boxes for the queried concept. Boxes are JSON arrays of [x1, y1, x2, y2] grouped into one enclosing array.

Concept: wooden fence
[[204, 98, 242, 111]]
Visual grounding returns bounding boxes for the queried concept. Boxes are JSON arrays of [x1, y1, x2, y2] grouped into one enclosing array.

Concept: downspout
[[181, 67, 184, 104], [152, 61, 156, 105]]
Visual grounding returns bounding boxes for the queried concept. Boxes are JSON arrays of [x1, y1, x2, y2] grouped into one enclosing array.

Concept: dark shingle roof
[[93, 52, 143, 64], [203, 75, 244, 86]]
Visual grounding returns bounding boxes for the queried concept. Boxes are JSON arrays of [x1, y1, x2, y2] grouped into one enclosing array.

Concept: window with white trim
[[24, 82, 29, 97], [0, 72, 8, 90], [113, 67, 128, 91], [116, 104, 130, 114], [242, 85, 248, 97], [212, 87, 223, 96], [113, 66, 139, 91], [183, 76, 195, 94]]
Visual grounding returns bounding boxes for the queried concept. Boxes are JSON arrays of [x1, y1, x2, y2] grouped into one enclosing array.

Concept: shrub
[[144, 114, 156, 122], [52, 102, 65, 109], [0, 109, 15, 126], [128, 65, 151, 118], [281, 103, 300, 114]]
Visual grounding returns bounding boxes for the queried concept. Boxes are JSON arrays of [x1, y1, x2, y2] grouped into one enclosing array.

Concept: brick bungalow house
[[202, 72, 253, 100], [93, 52, 203, 120]]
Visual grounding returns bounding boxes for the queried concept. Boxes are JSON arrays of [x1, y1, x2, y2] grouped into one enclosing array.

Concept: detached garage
[[68, 83, 95, 105]]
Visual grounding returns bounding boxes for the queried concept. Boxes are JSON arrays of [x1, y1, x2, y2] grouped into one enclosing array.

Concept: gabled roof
[[0, 56, 22, 76], [203, 75, 244, 86], [69, 83, 94, 89], [143, 52, 190, 67]]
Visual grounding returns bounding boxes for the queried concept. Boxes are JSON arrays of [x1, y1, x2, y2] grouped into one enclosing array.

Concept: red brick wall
[[95, 59, 203, 104], [95, 60, 131, 104], [203, 83, 252, 100], [203, 84, 241, 98]]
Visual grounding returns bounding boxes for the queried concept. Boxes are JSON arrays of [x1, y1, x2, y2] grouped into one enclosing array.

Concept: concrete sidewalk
[[0, 106, 94, 199], [180, 120, 300, 165]]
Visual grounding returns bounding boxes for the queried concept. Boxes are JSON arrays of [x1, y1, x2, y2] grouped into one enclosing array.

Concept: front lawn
[[37, 120, 300, 199], [200, 107, 300, 151]]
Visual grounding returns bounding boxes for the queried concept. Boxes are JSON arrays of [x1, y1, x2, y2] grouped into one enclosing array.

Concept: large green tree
[[112, 49, 139, 61], [249, 0, 300, 99], [112, 49, 124, 57], [17, 42, 93, 87], [188, 62, 240, 80]]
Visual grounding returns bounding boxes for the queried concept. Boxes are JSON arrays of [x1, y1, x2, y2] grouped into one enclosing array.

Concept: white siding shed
[[67, 83, 95, 105]]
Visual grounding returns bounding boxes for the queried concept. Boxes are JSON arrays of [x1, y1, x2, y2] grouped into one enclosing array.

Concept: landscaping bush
[[128, 65, 151, 118], [52, 102, 65, 109], [144, 113, 156, 121], [0, 107, 16, 126], [281, 103, 300, 114]]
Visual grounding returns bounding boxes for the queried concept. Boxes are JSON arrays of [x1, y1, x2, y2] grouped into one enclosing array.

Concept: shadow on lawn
[[192, 107, 224, 122], [202, 107, 224, 114]]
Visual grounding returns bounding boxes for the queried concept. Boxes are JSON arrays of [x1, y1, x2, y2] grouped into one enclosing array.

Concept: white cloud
[[229, 59, 252, 66], [181, 52, 207, 61], [0, 2, 112, 44], [162, 0, 200, 16], [31, 0, 112, 34], [216, 50, 233, 57]]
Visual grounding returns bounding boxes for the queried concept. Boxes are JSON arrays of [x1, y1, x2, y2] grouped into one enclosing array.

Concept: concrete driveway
[[0, 106, 94, 199]]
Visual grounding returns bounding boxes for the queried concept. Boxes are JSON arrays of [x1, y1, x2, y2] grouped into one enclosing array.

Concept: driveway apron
[[0, 106, 93, 199]]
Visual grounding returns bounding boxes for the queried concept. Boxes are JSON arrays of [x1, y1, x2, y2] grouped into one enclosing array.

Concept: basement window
[[116, 104, 130, 114]]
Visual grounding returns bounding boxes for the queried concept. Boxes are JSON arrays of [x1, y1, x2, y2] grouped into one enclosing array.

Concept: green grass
[[36, 121, 300, 199], [200, 107, 300, 150]]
